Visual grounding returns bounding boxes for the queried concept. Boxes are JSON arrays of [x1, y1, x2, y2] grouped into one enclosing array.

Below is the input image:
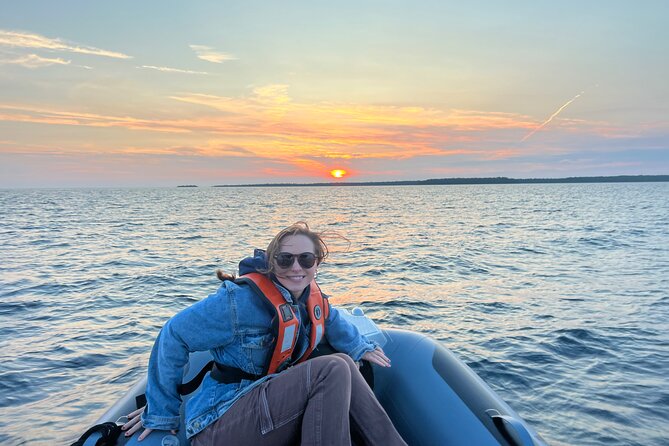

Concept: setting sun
[[330, 169, 347, 179]]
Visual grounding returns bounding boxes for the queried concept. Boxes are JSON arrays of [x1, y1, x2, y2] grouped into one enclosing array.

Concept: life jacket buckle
[[276, 358, 292, 373]]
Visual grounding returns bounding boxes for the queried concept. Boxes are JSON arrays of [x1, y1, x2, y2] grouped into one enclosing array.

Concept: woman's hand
[[361, 347, 392, 367], [121, 406, 176, 441]]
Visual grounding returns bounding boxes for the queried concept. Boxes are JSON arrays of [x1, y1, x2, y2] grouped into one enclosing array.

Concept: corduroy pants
[[191, 353, 407, 446]]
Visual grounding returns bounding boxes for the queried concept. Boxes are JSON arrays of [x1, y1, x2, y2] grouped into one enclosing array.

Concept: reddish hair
[[217, 222, 334, 281], [264, 221, 329, 276]]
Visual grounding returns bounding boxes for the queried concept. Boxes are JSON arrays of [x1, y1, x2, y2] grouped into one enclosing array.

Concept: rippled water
[[1, 184, 668, 445]]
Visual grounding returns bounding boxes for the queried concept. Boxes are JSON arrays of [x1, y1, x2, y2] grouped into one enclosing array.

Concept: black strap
[[136, 349, 371, 417], [133, 360, 215, 415], [70, 421, 122, 446], [176, 361, 262, 394], [177, 360, 215, 395], [211, 362, 263, 384], [136, 359, 261, 408]]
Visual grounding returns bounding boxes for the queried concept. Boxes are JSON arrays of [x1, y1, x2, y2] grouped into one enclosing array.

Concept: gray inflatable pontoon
[[79, 309, 547, 446]]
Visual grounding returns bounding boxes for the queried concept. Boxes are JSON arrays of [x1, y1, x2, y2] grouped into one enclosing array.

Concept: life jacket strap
[[176, 360, 215, 395], [236, 273, 300, 375], [173, 360, 263, 397], [210, 362, 263, 384]]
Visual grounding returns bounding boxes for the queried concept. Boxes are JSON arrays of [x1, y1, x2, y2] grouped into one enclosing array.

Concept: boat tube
[[76, 308, 547, 446]]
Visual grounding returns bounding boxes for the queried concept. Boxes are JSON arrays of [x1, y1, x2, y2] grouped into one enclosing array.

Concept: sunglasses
[[274, 252, 318, 269]]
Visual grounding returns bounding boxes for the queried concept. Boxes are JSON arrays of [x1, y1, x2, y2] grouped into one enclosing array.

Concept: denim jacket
[[141, 251, 377, 438]]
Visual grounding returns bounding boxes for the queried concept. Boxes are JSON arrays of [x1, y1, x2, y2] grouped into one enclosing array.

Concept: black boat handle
[[486, 409, 535, 446]]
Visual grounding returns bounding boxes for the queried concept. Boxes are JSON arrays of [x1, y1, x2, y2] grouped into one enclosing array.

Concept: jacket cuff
[[349, 340, 377, 362], [141, 412, 181, 431]]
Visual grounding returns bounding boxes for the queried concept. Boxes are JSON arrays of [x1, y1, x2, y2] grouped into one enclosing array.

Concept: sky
[[1, 1, 668, 187]]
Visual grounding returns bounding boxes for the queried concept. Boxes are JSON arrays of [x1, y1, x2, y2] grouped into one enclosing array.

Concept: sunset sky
[[1, 1, 668, 187]]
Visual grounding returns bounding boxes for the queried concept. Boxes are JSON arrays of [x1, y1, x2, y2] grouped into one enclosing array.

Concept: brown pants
[[192, 353, 407, 446]]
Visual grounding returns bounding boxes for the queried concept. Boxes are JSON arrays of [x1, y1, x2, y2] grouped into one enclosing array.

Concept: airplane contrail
[[522, 91, 584, 142]]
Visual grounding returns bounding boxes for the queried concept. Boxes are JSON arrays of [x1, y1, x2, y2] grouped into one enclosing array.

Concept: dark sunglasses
[[274, 252, 318, 269]]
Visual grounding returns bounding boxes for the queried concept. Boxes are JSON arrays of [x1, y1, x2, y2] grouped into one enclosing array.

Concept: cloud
[[139, 65, 210, 75], [118, 142, 255, 157], [189, 44, 236, 63], [0, 53, 71, 68], [166, 86, 545, 163], [0, 104, 191, 133], [1, 85, 624, 180], [0, 29, 131, 59], [251, 84, 291, 104]]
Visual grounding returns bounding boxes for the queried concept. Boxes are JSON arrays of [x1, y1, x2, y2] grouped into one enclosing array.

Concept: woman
[[122, 222, 406, 445]]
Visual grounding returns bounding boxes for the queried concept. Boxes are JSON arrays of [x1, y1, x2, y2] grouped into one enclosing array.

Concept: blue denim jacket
[[141, 252, 377, 438]]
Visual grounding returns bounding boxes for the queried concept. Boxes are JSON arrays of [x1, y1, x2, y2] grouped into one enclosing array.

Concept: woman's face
[[273, 234, 318, 298]]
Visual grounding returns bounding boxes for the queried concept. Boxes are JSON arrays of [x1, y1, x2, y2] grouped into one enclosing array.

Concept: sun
[[329, 169, 347, 179]]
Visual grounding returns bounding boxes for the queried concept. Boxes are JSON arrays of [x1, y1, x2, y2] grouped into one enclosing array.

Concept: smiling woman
[[115, 222, 405, 446]]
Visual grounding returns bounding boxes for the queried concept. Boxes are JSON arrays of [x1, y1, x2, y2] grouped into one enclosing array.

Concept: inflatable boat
[[74, 309, 547, 446]]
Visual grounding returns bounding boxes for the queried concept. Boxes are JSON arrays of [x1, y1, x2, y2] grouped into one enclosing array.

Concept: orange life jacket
[[236, 272, 329, 374]]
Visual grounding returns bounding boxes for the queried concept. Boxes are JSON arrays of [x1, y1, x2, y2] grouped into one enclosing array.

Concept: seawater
[[1, 184, 667, 446]]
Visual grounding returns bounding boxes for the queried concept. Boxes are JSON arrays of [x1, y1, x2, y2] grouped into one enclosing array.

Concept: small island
[[212, 175, 669, 188], [177, 185, 198, 187]]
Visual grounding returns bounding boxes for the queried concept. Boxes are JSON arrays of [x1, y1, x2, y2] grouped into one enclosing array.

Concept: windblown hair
[[216, 270, 237, 282], [217, 221, 340, 281], [264, 221, 329, 276]]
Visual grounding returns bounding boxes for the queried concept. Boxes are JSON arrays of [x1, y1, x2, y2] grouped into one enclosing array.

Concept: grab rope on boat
[[70, 421, 122, 446]]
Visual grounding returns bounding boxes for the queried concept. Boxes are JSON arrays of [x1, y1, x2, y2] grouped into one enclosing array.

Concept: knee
[[312, 354, 352, 383], [332, 353, 357, 370]]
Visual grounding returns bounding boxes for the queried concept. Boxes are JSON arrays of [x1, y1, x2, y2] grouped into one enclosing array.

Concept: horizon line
[[2, 174, 668, 190], [209, 174, 669, 188]]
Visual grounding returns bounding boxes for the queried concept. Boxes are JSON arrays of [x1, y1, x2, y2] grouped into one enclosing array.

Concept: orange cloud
[[0, 104, 191, 133], [1, 85, 618, 175]]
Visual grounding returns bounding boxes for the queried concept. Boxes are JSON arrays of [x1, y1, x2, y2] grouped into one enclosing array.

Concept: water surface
[[1, 183, 667, 445]]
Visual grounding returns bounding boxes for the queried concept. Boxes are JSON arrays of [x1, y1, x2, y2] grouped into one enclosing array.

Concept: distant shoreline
[[211, 175, 669, 188]]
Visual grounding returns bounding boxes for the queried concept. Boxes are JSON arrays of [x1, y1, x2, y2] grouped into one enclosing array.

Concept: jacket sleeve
[[141, 283, 236, 430], [324, 304, 377, 361]]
